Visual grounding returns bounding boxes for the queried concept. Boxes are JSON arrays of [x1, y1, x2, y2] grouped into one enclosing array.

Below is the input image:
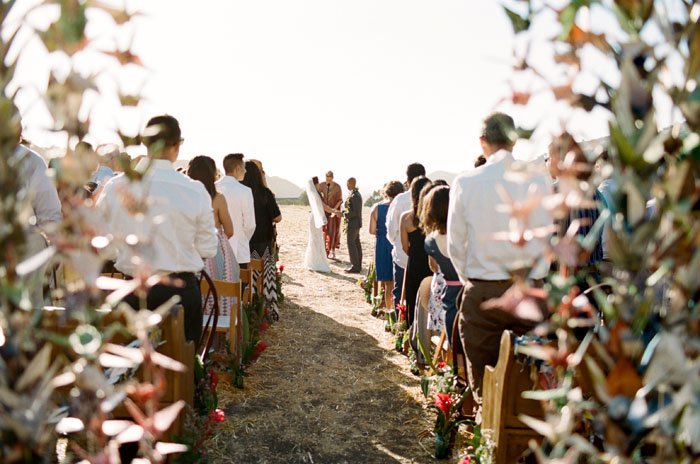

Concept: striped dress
[[203, 226, 240, 316]]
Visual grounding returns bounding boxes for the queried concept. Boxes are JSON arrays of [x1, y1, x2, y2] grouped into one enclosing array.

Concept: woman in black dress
[[399, 176, 433, 329], [242, 161, 282, 319]]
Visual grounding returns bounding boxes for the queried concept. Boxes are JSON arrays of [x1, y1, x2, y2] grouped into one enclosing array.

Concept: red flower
[[259, 321, 269, 332], [279, 265, 285, 272], [459, 455, 471, 464], [396, 304, 407, 321], [434, 393, 453, 418], [208, 369, 218, 389], [208, 408, 225, 423], [251, 340, 268, 361], [437, 361, 446, 369]]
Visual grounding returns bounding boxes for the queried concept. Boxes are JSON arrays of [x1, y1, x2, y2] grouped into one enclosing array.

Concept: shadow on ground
[[211, 299, 433, 464]]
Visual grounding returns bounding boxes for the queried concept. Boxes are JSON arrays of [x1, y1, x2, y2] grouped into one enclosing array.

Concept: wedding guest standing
[[400, 176, 433, 329], [369, 181, 404, 309], [321, 171, 343, 259], [420, 185, 461, 340], [187, 155, 240, 317], [547, 133, 604, 276], [217, 154, 256, 268], [386, 163, 425, 315], [97, 115, 218, 343], [242, 160, 283, 319], [17, 142, 62, 307], [448, 112, 551, 402], [343, 177, 363, 273]]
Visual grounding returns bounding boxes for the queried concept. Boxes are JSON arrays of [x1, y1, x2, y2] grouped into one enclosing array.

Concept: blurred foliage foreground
[[489, 0, 700, 462], [0, 1, 191, 462]]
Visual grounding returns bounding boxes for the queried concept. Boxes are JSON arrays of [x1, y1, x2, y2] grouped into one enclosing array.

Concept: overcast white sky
[[12, 0, 620, 194]]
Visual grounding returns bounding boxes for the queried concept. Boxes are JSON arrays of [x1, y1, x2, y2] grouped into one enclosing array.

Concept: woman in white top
[[305, 177, 331, 273]]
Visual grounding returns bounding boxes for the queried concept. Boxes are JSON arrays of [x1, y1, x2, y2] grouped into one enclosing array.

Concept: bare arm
[[400, 212, 411, 255], [215, 194, 234, 238], [369, 205, 378, 235], [447, 179, 469, 284], [195, 190, 219, 259], [273, 214, 282, 223], [428, 255, 439, 274]]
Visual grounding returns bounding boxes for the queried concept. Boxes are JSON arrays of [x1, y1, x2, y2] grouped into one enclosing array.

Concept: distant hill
[[427, 170, 457, 184], [268, 176, 303, 199]]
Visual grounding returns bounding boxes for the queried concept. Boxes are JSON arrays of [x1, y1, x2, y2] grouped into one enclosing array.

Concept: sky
[[10, 0, 620, 195]]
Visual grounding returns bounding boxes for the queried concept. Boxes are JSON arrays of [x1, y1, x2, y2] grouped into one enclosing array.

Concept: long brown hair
[[420, 185, 450, 234], [410, 176, 432, 228], [187, 155, 217, 199]]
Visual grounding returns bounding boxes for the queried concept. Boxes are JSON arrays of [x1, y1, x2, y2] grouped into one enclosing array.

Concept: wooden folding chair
[[431, 328, 452, 372], [240, 268, 253, 306], [200, 277, 243, 363], [198, 270, 220, 362], [248, 258, 264, 296]]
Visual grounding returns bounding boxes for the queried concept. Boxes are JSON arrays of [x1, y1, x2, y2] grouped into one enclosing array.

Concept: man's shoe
[[344, 267, 361, 274]]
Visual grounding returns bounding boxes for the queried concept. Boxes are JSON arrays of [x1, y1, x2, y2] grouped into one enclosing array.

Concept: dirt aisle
[[209, 205, 434, 463]]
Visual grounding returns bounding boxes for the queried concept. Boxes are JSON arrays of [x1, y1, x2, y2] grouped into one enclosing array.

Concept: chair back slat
[[240, 268, 253, 305], [200, 277, 243, 363]]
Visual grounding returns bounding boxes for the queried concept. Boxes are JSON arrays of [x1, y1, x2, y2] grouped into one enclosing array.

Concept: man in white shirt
[[216, 153, 256, 268], [447, 112, 551, 402], [385, 163, 425, 312], [96, 115, 218, 343], [17, 143, 63, 307]]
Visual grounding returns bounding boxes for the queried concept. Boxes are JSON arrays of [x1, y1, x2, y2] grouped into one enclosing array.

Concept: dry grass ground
[[207, 205, 439, 464]]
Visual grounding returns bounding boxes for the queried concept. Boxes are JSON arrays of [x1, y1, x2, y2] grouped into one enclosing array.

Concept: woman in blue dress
[[369, 181, 404, 309], [420, 185, 462, 340]]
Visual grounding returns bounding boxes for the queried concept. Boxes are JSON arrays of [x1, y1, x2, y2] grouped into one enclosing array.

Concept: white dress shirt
[[385, 190, 411, 268], [447, 150, 552, 282], [215, 176, 256, 264], [96, 159, 218, 276], [18, 145, 62, 232]]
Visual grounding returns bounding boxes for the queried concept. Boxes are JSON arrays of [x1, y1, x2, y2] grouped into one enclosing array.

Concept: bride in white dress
[[304, 178, 331, 273]]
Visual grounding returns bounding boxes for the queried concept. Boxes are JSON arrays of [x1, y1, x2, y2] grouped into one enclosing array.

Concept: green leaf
[[420, 377, 430, 398], [558, 4, 579, 40], [16, 344, 52, 391], [516, 126, 535, 140], [609, 123, 642, 169], [417, 337, 433, 368], [503, 6, 530, 33]]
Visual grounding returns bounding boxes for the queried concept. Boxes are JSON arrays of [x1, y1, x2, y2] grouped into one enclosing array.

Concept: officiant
[[343, 177, 363, 273], [322, 171, 343, 259]]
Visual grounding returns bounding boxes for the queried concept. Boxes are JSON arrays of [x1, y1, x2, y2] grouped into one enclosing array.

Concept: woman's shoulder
[[400, 211, 414, 228], [213, 192, 226, 205]]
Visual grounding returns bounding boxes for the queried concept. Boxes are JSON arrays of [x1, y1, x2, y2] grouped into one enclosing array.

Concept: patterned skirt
[[203, 228, 240, 316], [251, 242, 279, 321]]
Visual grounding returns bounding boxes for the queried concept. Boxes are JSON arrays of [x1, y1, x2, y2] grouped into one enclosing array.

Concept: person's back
[[376, 202, 389, 238], [448, 112, 552, 404], [100, 159, 216, 276], [450, 151, 551, 280], [216, 154, 256, 266], [96, 115, 217, 344]]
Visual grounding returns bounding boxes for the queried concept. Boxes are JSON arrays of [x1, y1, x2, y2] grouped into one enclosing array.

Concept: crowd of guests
[[369, 112, 608, 408], [20, 114, 283, 346], [21, 109, 610, 414]]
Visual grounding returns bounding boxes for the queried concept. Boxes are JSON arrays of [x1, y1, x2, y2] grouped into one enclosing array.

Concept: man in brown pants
[[447, 112, 552, 403]]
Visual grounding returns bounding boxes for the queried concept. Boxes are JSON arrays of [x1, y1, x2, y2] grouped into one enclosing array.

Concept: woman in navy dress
[[420, 185, 462, 339], [369, 181, 404, 309]]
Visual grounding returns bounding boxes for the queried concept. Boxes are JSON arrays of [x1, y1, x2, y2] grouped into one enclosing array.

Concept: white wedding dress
[[304, 180, 331, 273]]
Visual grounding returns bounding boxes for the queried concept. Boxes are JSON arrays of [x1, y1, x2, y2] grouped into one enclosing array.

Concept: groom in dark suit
[[343, 177, 363, 273]]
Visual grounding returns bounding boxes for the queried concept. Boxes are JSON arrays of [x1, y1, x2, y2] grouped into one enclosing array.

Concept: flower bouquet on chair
[[423, 365, 473, 459]]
